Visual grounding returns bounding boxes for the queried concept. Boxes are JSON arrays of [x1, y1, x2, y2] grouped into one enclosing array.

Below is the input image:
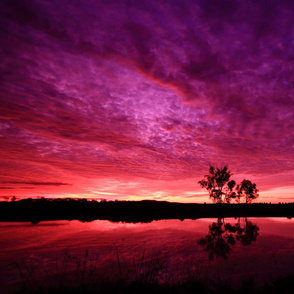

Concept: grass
[[13, 250, 294, 294]]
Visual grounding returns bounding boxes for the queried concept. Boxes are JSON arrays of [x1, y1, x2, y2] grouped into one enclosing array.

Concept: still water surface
[[1, 218, 294, 292]]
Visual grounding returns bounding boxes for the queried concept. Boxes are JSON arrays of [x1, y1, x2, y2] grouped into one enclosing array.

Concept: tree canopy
[[237, 179, 259, 204], [199, 166, 259, 204]]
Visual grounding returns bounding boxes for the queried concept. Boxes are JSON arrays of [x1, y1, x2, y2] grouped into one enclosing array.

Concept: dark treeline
[[0, 198, 294, 223]]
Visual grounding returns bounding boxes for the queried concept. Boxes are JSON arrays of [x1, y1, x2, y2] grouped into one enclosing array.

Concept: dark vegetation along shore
[[0, 198, 294, 223]]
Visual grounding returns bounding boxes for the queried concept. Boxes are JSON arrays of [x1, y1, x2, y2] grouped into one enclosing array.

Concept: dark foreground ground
[[14, 274, 294, 294], [0, 198, 293, 223]]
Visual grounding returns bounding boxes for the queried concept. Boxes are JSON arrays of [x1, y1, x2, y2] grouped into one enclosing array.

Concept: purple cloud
[[0, 0, 294, 201]]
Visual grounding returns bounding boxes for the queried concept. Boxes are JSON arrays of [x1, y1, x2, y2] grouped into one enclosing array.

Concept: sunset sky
[[1, 0, 294, 203]]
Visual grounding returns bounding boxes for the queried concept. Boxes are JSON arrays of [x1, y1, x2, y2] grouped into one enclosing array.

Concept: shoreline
[[0, 198, 293, 223]]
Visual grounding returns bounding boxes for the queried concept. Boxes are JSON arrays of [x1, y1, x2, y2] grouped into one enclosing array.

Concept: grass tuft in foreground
[[14, 250, 294, 294]]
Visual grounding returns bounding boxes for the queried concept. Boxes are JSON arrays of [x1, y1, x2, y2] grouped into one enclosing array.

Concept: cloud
[[2, 181, 71, 186], [0, 0, 294, 201]]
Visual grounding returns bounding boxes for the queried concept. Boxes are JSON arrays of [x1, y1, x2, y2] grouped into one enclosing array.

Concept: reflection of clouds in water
[[252, 217, 294, 237]]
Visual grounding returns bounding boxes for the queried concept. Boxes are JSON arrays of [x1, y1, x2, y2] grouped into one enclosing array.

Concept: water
[[1, 218, 294, 293]]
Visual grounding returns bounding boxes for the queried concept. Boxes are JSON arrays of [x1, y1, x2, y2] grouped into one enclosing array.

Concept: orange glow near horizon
[[2, 177, 293, 204]]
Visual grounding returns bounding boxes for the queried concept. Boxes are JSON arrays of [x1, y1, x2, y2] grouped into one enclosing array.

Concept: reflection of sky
[[1, 1, 294, 202], [1, 218, 294, 291]]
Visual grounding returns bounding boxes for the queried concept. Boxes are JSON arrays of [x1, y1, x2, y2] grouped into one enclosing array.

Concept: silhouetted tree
[[237, 179, 259, 204], [198, 166, 236, 203]]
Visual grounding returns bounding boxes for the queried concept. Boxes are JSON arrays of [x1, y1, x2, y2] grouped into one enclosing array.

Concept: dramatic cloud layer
[[1, 0, 294, 202]]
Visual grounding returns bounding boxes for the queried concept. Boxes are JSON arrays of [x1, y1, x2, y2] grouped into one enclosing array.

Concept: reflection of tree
[[198, 218, 259, 260], [237, 219, 259, 246]]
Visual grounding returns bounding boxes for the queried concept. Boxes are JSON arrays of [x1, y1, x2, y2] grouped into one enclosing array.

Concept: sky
[[0, 0, 294, 203]]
